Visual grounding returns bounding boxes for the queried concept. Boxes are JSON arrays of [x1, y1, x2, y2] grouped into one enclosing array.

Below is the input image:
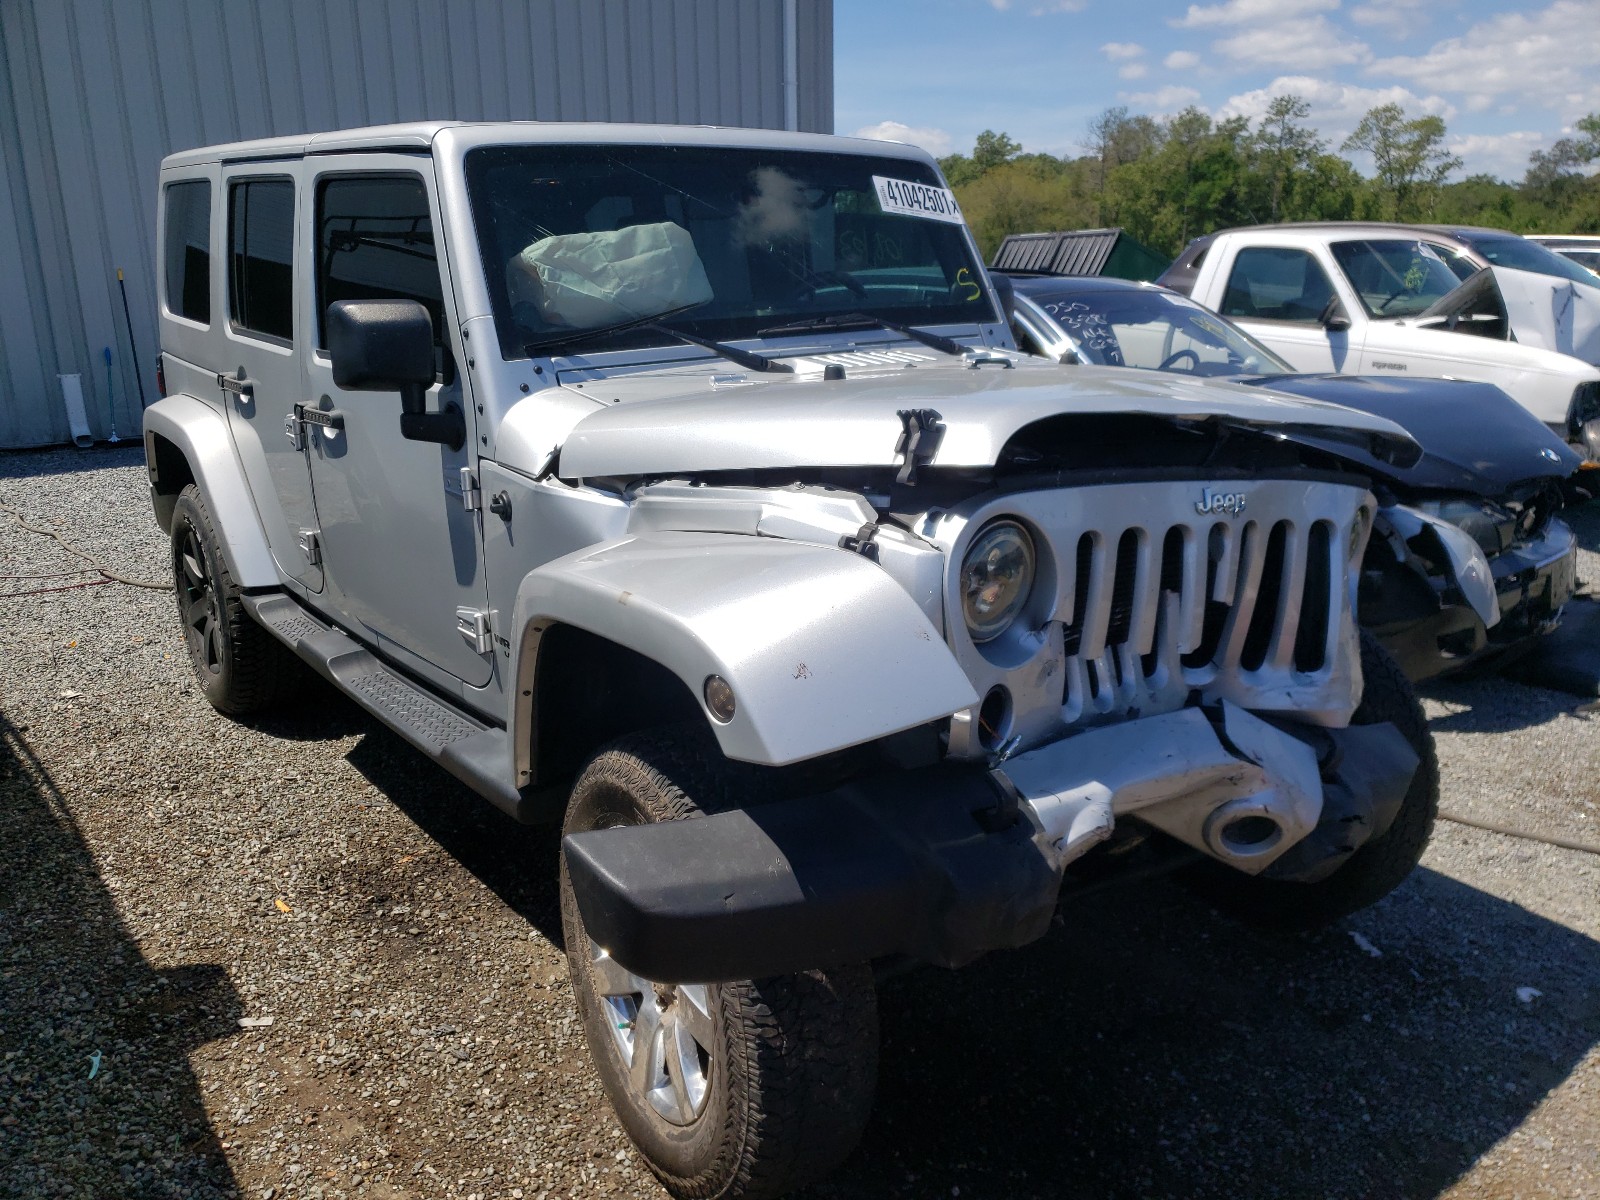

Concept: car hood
[[1411, 265, 1600, 366], [1239, 374, 1579, 495], [555, 356, 1415, 478]]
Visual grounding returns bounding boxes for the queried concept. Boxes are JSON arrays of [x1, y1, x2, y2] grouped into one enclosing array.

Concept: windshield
[[1028, 286, 1294, 376], [464, 144, 993, 359], [1330, 239, 1462, 318], [1459, 233, 1600, 286]]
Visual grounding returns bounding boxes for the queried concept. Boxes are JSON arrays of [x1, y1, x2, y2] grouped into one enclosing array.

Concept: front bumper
[[562, 703, 1418, 983], [1370, 516, 1576, 681]]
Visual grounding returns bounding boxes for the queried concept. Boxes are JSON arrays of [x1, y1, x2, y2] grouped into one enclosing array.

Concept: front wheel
[[1185, 629, 1440, 928], [558, 730, 878, 1200]]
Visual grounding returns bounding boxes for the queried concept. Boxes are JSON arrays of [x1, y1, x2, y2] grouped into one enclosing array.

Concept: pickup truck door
[[217, 163, 323, 591], [1209, 242, 1360, 374], [298, 156, 493, 690]]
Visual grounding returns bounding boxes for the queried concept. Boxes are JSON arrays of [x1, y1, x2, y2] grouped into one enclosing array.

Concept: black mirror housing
[[327, 300, 435, 392], [1318, 295, 1352, 332]]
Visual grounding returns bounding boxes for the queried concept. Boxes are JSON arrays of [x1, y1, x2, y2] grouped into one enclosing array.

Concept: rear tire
[[170, 484, 300, 715], [559, 729, 878, 1200], [1186, 630, 1439, 929]]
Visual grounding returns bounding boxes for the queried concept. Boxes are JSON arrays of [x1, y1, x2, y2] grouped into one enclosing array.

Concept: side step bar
[[242, 593, 558, 823]]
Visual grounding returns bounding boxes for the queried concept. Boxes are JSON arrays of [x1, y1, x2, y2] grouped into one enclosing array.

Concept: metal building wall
[[0, 0, 833, 449]]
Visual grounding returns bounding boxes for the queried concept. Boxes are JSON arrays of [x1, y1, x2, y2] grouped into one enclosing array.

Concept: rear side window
[[163, 181, 212, 324], [316, 174, 445, 355], [1220, 247, 1335, 324], [228, 178, 295, 342]]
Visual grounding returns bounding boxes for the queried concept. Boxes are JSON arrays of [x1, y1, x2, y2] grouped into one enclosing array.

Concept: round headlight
[[961, 520, 1036, 642]]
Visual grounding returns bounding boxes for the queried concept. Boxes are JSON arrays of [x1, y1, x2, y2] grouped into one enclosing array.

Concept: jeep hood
[[1239, 374, 1579, 495], [555, 359, 1415, 478]]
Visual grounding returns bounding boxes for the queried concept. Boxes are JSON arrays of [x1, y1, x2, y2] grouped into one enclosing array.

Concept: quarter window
[[316, 175, 445, 357], [163, 180, 211, 324], [1220, 247, 1336, 324], [228, 179, 295, 342]]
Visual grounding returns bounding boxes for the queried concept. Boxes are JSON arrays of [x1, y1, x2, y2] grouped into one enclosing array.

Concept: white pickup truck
[[1160, 223, 1600, 453]]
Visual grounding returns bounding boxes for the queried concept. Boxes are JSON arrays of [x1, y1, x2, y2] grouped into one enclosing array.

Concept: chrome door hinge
[[297, 528, 322, 566], [459, 466, 482, 512], [284, 412, 303, 451], [455, 607, 492, 654]]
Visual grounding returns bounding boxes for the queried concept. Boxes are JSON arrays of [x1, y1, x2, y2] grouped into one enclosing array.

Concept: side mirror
[[326, 300, 463, 450], [1318, 295, 1352, 332], [989, 272, 1016, 323]]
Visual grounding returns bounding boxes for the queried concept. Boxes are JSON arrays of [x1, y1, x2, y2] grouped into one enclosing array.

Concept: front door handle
[[218, 372, 253, 402]]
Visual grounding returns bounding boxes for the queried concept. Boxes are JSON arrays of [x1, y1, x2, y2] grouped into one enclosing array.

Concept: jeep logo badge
[[1196, 488, 1247, 516]]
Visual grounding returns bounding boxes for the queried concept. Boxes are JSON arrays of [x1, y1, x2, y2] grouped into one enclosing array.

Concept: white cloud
[[1100, 41, 1145, 60], [1349, 0, 1431, 37], [1213, 17, 1371, 69], [987, 0, 1011, 9], [852, 120, 955, 158], [1119, 62, 1150, 79], [1173, 0, 1337, 28], [1217, 74, 1456, 127], [1164, 50, 1201, 69], [1448, 130, 1548, 180], [1371, 2, 1600, 120], [1124, 85, 1204, 113], [1030, 0, 1087, 11]]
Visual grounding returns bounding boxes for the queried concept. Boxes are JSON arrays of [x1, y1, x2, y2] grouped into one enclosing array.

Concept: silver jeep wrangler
[[147, 121, 1436, 1199]]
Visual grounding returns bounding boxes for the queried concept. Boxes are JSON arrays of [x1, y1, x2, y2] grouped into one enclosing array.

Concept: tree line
[[938, 99, 1600, 262]]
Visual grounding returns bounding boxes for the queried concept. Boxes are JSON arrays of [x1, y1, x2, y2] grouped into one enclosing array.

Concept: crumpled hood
[[1241, 373, 1579, 495], [555, 358, 1415, 478]]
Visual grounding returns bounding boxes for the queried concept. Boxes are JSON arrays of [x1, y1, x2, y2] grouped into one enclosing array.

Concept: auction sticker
[[872, 176, 965, 224]]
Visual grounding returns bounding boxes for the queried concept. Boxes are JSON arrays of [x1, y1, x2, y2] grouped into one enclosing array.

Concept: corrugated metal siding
[[991, 229, 1120, 277], [0, 0, 833, 449]]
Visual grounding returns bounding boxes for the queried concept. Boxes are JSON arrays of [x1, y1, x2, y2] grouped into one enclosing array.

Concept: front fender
[[510, 531, 978, 770], [142, 395, 277, 588]]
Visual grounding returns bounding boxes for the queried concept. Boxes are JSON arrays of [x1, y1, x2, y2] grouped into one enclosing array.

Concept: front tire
[[170, 484, 299, 715], [1187, 629, 1440, 928], [558, 730, 878, 1200]]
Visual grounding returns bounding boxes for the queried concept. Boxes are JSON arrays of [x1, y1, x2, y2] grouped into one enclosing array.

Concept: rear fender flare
[[142, 394, 277, 588], [507, 531, 978, 780]]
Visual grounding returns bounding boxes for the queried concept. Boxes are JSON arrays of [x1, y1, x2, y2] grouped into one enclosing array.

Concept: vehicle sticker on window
[[871, 176, 965, 225]]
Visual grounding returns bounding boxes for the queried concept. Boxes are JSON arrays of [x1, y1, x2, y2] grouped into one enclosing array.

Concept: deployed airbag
[[507, 221, 713, 328]]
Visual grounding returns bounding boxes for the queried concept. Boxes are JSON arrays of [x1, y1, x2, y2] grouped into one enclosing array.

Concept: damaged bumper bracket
[[562, 703, 1419, 984]]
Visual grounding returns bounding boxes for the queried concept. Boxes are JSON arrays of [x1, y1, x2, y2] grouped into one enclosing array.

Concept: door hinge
[[455, 607, 492, 655], [459, 466, 482, 512], [297, 528, 322, 566], [284, 412, 303, 451]]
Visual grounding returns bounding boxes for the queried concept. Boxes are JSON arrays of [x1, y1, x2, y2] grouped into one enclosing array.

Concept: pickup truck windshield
[[1330, 239, 1462, 318], [465, 144, 992, 359]]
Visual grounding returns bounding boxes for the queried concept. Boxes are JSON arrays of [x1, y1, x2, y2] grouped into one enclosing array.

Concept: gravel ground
[[1, 444, 1597, 1200]]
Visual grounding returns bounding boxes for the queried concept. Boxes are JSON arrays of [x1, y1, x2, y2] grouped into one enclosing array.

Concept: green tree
[[1340, 103, 1463, 220], [1250, 95, 1325, 222]]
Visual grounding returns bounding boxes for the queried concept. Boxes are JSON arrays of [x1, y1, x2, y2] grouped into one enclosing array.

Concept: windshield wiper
[[522, 301, 707, 358], [758, 312, 967, 357], [644, 323, 792, 373]]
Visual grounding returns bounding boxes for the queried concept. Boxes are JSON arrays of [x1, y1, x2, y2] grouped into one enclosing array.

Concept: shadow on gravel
[[338, 716, 567, 946], [809, 867, 1600, 1200], [1420, 671, 1586, 735], [0, 715, 242, 1199], [0, 443, 146, 481]]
